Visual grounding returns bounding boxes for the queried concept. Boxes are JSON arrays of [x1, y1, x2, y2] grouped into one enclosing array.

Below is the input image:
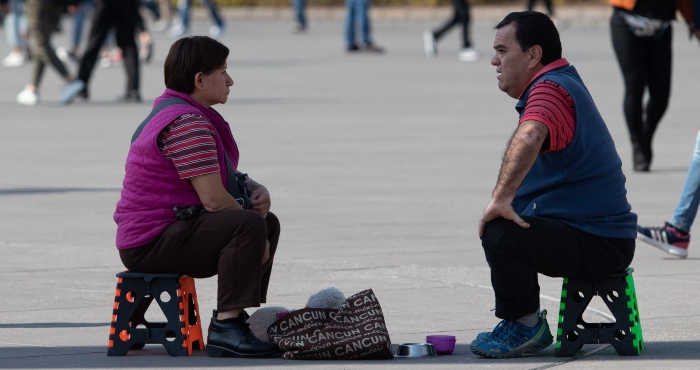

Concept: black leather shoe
[[206, 311, 280, 358]]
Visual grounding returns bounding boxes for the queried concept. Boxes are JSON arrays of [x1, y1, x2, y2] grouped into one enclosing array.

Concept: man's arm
[[478, 120, 549, 237]]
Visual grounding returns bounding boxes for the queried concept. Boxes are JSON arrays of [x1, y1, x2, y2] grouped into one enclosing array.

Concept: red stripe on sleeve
[[157, 114, 221, 179], [519, 80, 576, 153]]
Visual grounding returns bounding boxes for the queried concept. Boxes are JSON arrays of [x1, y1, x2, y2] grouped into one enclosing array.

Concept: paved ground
[[1, 4, 700, 369]]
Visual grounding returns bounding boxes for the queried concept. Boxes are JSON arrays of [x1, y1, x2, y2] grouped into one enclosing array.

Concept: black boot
[[632, 142, 650, 172], [206, 310, 280, 358]]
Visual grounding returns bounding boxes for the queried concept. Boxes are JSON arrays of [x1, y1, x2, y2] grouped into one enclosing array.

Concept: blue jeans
[[344, 0, 371, 47], [177, 0, 223, 30], [670, 131, 700, 233], [71, 0, 93, 50], [4, 0, 28, 50], [292, 0, 306, 28]]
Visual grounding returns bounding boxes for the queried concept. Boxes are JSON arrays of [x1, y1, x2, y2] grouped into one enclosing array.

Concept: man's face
[[491, 24, 536, 99]]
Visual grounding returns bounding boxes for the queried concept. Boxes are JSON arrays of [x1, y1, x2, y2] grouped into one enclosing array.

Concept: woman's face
[[199, 63, 234, 107]]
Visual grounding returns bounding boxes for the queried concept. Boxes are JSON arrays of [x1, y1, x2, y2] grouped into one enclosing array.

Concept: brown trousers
[[119, 210, 280, 312]]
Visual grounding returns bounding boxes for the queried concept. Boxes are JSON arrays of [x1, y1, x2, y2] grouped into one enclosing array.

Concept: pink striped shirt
[[157, 114, 220, 179]]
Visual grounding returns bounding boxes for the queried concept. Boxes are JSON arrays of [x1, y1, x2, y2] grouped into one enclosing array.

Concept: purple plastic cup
[[426, 335, 456, 355]]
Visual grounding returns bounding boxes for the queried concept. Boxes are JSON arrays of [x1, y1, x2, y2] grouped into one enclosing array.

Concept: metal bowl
[[395, 343, 436, 358]]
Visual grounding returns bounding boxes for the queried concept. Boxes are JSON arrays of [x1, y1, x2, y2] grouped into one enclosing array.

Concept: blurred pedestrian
[[344, 0, 383, 53], [291, 0, 306, 32], [636, 0, 700, 258], [638, 130, 700, 259], [423, 0, 479, 61], [17, 0, 82, 105], [170, 0, 225, 38], [2, 0, 29, 67], [60, 0, 141, 104], [527, 0, 554, 18], [609, 0, 696, 171]]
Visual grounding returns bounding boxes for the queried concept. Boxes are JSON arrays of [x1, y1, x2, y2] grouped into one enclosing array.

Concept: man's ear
[[528, 45, 543, 68], [193, 71, 205, 90]]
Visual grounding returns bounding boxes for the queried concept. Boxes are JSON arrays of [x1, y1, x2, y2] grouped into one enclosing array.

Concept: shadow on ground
[[2, 341, 698, 368]]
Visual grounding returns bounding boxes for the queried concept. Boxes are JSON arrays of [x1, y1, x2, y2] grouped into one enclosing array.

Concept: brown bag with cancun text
[[268, 289, 393, 360]]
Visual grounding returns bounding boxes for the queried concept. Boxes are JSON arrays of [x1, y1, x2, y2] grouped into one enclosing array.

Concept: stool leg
[[555, 278, 593, 357], [151, 278, 188, 357], [600, 275, 643, 355], [108, 279, 149, 356]]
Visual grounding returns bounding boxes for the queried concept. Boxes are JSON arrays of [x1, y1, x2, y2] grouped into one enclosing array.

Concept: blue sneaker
[[637, 223, 689, 259], [470, 309, 553, 358], [59, 79, 85, 105]]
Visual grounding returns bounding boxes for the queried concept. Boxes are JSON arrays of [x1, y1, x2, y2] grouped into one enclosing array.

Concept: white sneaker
[[423, 30, 436, 57], [209, 25, 224, 39], [3, 50, 25, 67], [17, 86, 38, 106], [56, 47, 71, 64], [170, 24, 187, 38], [458, 47, 480, 62]]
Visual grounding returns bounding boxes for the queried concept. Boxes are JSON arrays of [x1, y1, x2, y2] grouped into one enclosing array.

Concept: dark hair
[[495, 11, 561, 65], [164, 36, 230, 94]]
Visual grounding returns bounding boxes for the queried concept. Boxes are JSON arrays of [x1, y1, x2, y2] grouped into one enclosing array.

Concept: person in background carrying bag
[[609, 0, 697, 172], [114, 36, 281, 358]]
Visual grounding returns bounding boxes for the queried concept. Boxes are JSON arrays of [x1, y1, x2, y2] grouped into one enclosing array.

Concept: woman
[[114, 36, 280, 358], [609, 0, 695, 171]]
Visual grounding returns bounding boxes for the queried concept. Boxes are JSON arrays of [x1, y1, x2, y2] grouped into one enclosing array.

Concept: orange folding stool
[[107, 272, 204, 356]]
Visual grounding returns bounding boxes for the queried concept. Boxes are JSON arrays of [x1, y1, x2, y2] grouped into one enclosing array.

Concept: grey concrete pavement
[[1, 4, 700, 369]]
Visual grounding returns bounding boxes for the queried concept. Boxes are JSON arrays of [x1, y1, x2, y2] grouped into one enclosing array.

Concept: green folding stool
[[555, 267, 644, 356]]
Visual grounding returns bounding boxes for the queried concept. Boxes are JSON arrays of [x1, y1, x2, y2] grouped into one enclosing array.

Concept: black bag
[[225, 165, 252, 209], [268, 289, 393, 360]]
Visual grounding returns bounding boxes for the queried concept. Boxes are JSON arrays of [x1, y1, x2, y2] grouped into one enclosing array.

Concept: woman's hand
[[262, 240, 270, 265], [250, 187, 271, 217]]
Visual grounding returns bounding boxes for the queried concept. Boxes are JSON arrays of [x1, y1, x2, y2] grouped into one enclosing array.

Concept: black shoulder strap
[[131, 97, 190, 143]]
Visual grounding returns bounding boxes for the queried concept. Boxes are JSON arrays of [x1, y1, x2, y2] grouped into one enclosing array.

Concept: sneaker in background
[[56, 47, 71, 64], [209, 25, 224, 39], [169, 23, 187, 38], [458, 47, 480, 62], [361, 43, 384, 53], [16, 86, 38, 106], [470, 309, 553, 358], [59, 79, 86, 105], [637, 223, 689, 258], [3, 50, 26, 67], [423, 30, 436, 57], [139, 32, 153, 63]]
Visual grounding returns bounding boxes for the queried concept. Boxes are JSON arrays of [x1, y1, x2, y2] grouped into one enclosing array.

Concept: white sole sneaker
[[458, 47, 480, 62], [17, 87, 38, 106], [637, 232, 689, 259], [423, 30, 436, 57]]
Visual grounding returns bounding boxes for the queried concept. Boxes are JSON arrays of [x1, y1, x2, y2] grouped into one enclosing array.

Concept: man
[[472, 11, 637, 358], [60, 0, 141, 104]]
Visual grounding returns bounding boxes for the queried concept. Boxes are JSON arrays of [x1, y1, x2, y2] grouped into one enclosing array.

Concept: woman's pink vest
[[114, 89, 240, 250]]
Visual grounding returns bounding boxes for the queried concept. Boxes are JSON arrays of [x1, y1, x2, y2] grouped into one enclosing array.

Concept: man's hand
[[250, 187, 271, 217], [478, 199, 530, 238]]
